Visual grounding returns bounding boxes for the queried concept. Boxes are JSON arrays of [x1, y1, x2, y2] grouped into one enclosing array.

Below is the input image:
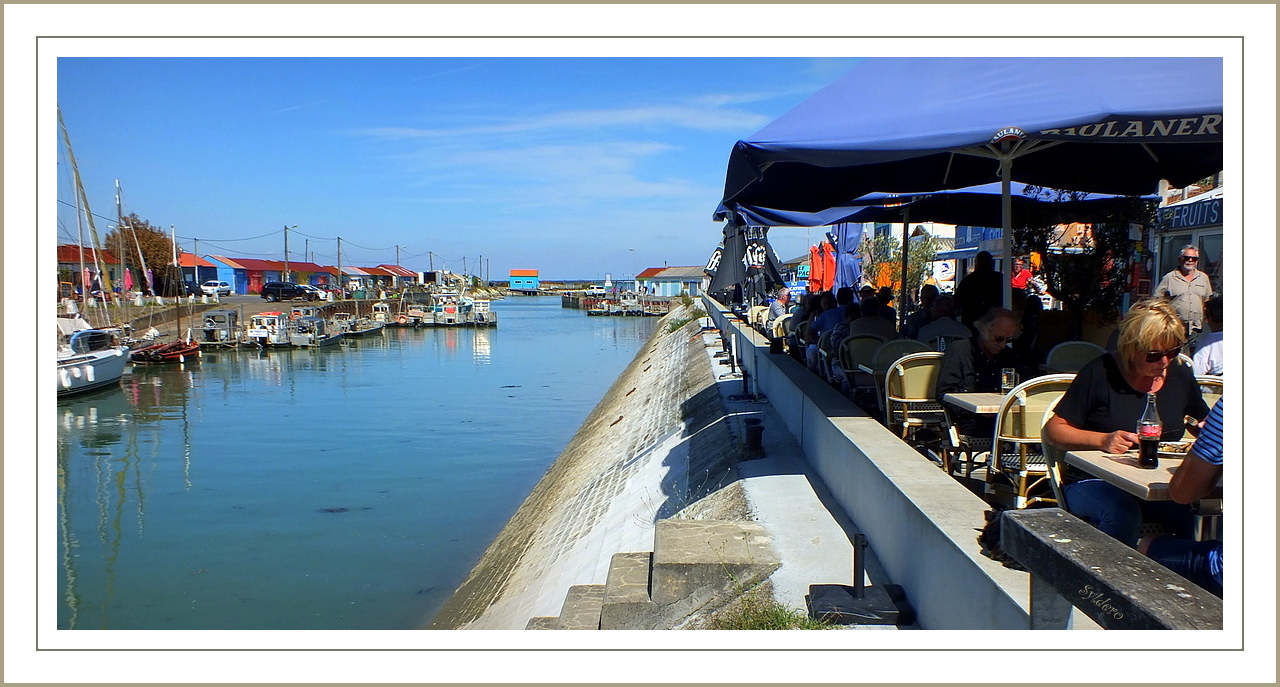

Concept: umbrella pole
[[1001, 149, 1014, 311], [900, 207, 910, 334]]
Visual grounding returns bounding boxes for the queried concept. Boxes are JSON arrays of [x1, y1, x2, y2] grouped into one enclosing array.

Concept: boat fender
[[397, 315, 408, 324]]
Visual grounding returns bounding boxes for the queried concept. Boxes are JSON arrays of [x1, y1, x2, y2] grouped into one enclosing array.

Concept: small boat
[[290, 316, 345, 347], [130, 338, 201, 363], [370, 302, 394, 324], [470, 299, 498, 327], [330, 311, 385, 337], [197, 309, 243, 347], [246, 311, 296, 348], [57, 327, 130, 397]]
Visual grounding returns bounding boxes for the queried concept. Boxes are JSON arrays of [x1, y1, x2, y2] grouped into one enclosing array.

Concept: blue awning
[[935, 248, 979, 260]]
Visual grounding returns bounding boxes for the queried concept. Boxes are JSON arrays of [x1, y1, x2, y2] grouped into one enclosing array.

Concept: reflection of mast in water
[[59, 387, 133, 629], [181, 371, 193, 489], [472, 328, 492, 364], [57, 444, 81, 630]]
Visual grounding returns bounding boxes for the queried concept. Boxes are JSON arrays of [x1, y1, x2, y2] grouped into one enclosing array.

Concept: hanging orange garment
[[808, 245, 823, 294], [821, 243, 837, 292]]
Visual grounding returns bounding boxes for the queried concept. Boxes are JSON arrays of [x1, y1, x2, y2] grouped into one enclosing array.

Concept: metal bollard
[[744, 418, 764, 455]]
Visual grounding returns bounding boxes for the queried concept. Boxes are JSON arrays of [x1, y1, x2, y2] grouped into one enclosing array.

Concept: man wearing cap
[[1155, 245, 1213, 337]]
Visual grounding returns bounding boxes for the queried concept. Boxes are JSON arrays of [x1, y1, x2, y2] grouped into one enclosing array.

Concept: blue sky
[[56, 56, 862, 280]]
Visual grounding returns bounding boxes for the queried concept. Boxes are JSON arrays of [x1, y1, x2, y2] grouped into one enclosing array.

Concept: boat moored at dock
[[246, 311, 296, 348], [56, 326, 130, 396], [331, 311, 385, 337], [197, 309, 244, 348], [130, 338, 201, 363], [290, 316, 345, 347]]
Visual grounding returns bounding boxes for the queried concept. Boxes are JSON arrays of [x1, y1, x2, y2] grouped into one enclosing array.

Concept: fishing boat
[[130, 338, 201, 363], [370, 302, 394, 325], [470, 298, 497, 327], [57, 326, 130, 397], [330, 311, 385, 337], [290, 316, 345, 347], [246, 311, 295, 348], [197, 309, 243, 347]]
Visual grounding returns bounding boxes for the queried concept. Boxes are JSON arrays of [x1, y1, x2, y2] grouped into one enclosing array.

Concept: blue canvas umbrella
[[831, 222, 863, 291], [720, 57, 1222, 307]]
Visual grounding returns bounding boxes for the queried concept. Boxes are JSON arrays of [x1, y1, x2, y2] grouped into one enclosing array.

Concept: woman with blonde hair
[[1044, 299, 1210, 546]]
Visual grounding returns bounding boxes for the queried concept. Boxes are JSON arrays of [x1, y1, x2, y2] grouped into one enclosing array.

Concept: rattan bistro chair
[[1044, 341, 1106, 373], [869, 339, 930, 411], [884, 352, 947, 443], [1186, 375, 1224, 440], [984, 374, 1077, 509], [836, 334, 886, 402], [770, 313, 792, 339]]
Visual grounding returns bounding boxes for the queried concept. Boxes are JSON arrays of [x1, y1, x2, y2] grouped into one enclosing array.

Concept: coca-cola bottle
[[1136, 393, 1161, 468]]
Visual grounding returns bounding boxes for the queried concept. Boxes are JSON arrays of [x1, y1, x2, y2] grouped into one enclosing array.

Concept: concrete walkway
[[701, 325, 904, 629]]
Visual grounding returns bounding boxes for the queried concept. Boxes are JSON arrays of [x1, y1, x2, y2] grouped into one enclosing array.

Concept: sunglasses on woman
[[1144, 346, 1183, 363]]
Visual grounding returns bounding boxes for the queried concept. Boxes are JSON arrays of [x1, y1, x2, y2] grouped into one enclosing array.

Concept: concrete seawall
[[428, 304, 744, 629]]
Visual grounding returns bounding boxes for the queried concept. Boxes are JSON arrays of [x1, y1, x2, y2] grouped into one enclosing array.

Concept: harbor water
[[54, 296, 658, 630]]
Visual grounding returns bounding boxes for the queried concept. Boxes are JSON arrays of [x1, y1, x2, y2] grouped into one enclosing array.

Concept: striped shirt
[[1191, 398, 1224, 466]]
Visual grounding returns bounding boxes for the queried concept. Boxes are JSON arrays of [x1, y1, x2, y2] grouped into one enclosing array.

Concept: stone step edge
[[555, 584, 606, 630]]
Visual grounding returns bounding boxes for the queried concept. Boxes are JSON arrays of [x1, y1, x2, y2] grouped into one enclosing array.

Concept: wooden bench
[[1000, 508, 1222, 630]]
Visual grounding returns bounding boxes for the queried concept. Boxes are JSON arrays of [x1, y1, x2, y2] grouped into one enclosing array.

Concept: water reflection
[[472, 328, 492, 364], [57, 386, 145, 629], [54, 298, 659, 630]]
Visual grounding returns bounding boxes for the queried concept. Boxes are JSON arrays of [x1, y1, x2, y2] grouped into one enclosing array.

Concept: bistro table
[[941, 392, 1006, 415], [1063, 449, 1223, 502]]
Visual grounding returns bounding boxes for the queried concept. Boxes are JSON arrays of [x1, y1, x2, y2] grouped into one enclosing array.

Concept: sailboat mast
[[58, 107, 113, 296]]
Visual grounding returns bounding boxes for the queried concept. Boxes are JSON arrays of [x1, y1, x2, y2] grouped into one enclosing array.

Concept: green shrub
[[665, 308, 706, 334]]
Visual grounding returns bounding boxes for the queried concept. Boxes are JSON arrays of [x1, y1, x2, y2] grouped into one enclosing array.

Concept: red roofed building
[[57, 244, 123, 292], [377, 264, 419, 288], [177, 252, 219, 286], [634, 267, 665, 294]]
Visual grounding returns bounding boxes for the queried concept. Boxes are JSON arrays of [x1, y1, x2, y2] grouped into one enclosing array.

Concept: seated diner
[[1043, 298, 1210, 547], [935, 307, 1036, 438]]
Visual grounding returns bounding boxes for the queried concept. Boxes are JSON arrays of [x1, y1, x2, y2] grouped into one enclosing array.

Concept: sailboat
[[57, 109, 130, 395], [56, 314, 130, 396]]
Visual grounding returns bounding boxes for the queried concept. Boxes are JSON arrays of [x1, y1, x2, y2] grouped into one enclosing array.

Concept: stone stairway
[[526, 518, 780, 630]]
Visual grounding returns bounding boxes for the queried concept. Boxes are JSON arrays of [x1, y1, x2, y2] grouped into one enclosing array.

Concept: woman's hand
[[1100, 430, 1139, 455]]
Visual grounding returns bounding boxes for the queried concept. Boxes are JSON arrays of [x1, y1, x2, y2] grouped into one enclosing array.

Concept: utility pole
[[428, 251, 434, 272], [337, 236, 343, 298], [396, 245, 401, 266], [284, 225, 295, 282]]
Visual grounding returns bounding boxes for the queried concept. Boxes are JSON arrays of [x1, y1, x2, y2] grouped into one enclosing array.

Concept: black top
[[935, 337, 1034, 396], [955, 269, 1003, 325], [1053, 352, 1210, 442]]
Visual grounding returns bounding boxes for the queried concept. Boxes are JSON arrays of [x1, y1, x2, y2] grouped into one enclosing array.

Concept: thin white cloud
[[409, 60, 497, 82], [356, 103, 769, 139], [271, 101, 327, 115]]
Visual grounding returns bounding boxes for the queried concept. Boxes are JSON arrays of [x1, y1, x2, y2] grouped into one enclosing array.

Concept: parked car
[[179, 281, 203, 297], [259, 282, 318, 302], [201, 280, 233, 296], [297, 284, 329, 301]]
